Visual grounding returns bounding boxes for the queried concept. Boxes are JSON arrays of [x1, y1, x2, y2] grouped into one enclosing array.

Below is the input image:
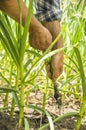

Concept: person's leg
[[35, 0, 63, 104], [35, 0, 63, 82], [43, 21, 63, 82], [0, 0, 52, 51]]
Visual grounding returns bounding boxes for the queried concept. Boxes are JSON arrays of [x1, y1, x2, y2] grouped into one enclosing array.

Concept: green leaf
[[0, 15, 20, 66], [19, 0, 34, 62], [74, 47, 86, 99], [24, 118, 30, 130], [26, 104, 54, 130]]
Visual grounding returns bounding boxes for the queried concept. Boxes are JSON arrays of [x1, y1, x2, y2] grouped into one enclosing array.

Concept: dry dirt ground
[[0, 91, 86, 130]]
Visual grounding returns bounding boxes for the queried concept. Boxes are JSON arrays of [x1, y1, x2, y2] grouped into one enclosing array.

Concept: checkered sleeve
[[34, 0, 62, 22]]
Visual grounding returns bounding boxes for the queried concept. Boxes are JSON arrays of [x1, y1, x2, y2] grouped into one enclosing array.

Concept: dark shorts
[[34, 0, 62, 22]]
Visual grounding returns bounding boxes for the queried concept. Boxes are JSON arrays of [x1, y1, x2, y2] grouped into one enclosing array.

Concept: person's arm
[[0, 0, 40, 28], [0, 0, 27, 26], [0, 0, 52, 51]]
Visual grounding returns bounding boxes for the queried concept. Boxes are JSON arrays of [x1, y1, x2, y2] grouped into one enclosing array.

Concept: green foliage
[[0, 0, 86, 130]]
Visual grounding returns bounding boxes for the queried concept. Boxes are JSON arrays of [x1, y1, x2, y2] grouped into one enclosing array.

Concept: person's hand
[[29, 18, 52, 51], [43, 20, 63, 81]]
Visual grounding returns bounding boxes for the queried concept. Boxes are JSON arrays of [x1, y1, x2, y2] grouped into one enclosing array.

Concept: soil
[[0, 91, 86, 130]]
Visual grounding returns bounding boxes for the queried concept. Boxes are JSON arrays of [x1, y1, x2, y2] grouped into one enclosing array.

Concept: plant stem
[[4, 60, 13, 107], [74, 47, 86, 130], [11, 67, 19, 117], [75, 100, 86, 130], [42, 75, 48, 109], [19, 64, 24, 128]]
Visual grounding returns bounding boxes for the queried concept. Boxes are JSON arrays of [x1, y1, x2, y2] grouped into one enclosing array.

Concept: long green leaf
[[0, 32, 19, 66], [24, 118, 30, 130], [26, 104, 54, 130], [0, 72, 9, 84], [0, 87, 18, 93], [0, 15, 20, 66], [24, 47, 64, 80], [20, 0, 34, 62], [74, 47, 86, 130], [74, 47, 86, 99], [38, 112, 78, 130], [0, 14, 19, 53]]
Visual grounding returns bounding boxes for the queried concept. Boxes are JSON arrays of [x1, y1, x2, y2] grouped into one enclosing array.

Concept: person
[[0, 0, 63, 82]]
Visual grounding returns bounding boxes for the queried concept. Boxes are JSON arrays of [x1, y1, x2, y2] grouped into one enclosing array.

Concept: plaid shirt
[[34, 0, 62, 22]]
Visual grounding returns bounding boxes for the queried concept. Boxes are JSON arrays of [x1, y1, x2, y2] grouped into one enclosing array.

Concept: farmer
[[0, 0, 63, 82]]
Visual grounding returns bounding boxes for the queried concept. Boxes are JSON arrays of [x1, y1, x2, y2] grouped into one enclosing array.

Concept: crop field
[[0, 0, 86, 130]]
